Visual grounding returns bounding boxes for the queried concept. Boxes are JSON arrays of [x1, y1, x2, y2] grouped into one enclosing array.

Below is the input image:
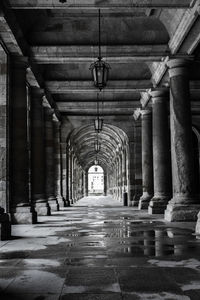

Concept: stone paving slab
[[61, 294, 123, 300], [0, 293, 60, 300], [0, 196, 200, 299], [116, 267, 183, 293]]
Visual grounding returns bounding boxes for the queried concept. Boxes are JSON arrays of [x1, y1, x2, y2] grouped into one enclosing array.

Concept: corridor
[[1, 196, 200, 300]]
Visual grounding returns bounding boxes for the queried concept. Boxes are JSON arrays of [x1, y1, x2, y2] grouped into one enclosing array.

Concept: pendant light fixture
[[94, 135, 101, 153], [94, 156, 99, 165], [90, 9, 110, 91], [94, 92, 103, 132]]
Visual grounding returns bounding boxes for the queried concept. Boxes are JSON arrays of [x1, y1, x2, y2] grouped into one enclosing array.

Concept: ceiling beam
[[56, 102, 138, 113], [9, 0, 192, 9], [61, 111, 135, 116], [31, 45, 169, 64], [45, 80, 152, 93]]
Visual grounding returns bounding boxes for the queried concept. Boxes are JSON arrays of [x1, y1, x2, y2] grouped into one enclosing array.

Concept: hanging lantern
[[94, 116, 103, 133], [89, 9, 110, 91], [90, 59, 110, 91], [94, 158, 99, 165], [94, 139, 101, 152]]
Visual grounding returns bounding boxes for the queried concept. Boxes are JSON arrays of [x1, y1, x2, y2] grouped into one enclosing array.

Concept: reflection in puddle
[[115, 228, 200, 257]]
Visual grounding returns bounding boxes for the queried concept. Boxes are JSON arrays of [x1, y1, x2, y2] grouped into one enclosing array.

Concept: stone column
[[53, 117, 66, 207], [104, 173, 107, 196], [63, 143, 70, 206], [138, 110, 153, 209], [71, 153, 75, 203], [44, 107, 59, 211], [30, 87, 50, 216], [119, 153, 123, 200], [10, 57, 37, 224], [128, 142, 136, 206], [148, 89, 171, 214], [84, 171, 88, 196], [0, 47, 11, 239], [165, 59, 200, 222], [68, 149, 73, 204], [132, 116, 142, 206]]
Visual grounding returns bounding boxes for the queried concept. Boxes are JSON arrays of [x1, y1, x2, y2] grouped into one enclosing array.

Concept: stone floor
[[1, 196, 200, 299]]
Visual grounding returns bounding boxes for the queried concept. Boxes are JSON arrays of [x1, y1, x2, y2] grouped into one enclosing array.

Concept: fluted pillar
[[30, 87, 50, 216], [53, 117, 66, 207], [148, 89, 171, 214], [10, 57, 37, 224], [44, 107, 59, 211], [164, 59, 200, 222], [138, 110, 153, 209]]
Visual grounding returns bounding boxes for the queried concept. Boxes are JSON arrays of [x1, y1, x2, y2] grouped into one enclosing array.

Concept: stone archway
[[88, 165, 104, 195]]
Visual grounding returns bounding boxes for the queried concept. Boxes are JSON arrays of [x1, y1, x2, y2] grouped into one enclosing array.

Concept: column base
[[34, 202, 51, 216], [57, 195, 67, 207], [148, 196, 170, 214], [11, 205, 37, 224], [132, 200, 140, 207], [195, 211, 200, 234], [0, 213, 11, 240], [48, 197, 59, 211], [164, 201, 200, 222], [138, 193, 152, 210], [132, 193, 142, 207]]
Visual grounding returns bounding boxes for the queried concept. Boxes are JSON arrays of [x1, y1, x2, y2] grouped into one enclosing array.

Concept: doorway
[[88, 165, 104, 195]]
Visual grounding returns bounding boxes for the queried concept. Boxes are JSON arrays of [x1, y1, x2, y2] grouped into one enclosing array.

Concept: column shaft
[[0, 47, 11, 239], [104, 173, 107, 196], [148, 89, 171, 214], [84, 171, 88, 197], [10, 57, 37, 224], [30, 88, 50, 216], [132, 120, 142, 206], [165, 59, 200, 221], [138, 110, 153, 209], [53, 119, 66, 207], [68, 150, 73, 204], [44, 107, 59, 211]]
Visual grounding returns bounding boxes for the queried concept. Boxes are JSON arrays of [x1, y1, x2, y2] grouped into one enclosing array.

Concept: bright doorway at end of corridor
[[88, 165, 104, 195]]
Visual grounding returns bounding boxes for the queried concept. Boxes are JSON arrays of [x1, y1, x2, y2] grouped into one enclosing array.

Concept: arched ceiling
[[4, 0, 174, 117], [69, 123, 128, 171], [1, 0, 200, 126]]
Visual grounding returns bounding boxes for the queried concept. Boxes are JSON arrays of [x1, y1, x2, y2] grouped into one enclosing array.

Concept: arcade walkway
[[1, 196, 200, 300]]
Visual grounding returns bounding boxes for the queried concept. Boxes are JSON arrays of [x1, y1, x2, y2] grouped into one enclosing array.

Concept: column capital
[[140, 91, 151, 107], [140, 109, 152, 117], [42, 96, 51, 108], [167, 58, 191, 78], [52, 113, 60, 123], [133, 108, 141, 120], [150, 88, 169, 104]]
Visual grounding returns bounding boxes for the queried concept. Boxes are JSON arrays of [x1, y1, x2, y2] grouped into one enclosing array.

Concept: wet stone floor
[[1, 196, 200, 299]]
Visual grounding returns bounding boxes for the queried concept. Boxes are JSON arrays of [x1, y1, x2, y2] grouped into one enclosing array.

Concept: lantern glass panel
[[90, 60, 110, 90]]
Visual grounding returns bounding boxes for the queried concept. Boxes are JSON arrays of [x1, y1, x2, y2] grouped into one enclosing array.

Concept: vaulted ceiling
[[1, 0, 200, 169], [3, 0, 198, 118]]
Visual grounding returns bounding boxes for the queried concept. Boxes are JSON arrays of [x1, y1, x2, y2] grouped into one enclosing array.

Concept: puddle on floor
[[106, 228, 200, 257]]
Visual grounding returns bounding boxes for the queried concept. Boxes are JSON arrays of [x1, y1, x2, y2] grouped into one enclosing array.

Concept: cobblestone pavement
[[1, 196, 200, 299]]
